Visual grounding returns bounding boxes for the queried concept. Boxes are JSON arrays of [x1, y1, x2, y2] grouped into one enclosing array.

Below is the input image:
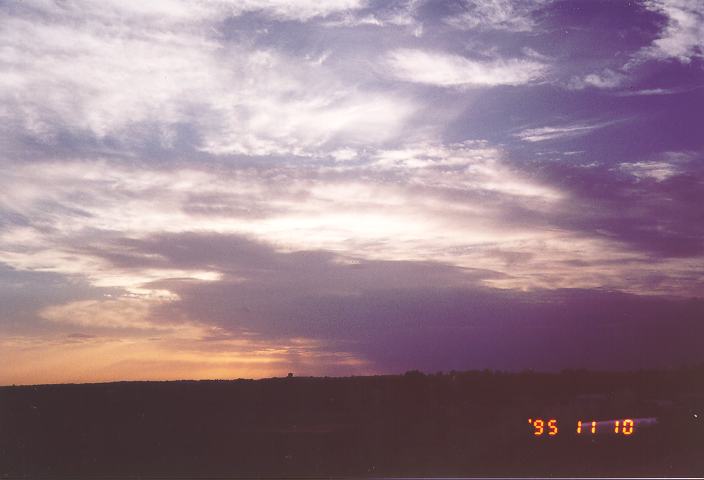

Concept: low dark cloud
[[0, 264, 111, 335], [80, 232, 704, 372], [170, 278, 704, 372]]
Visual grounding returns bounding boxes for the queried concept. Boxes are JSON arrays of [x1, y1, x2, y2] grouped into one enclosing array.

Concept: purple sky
[[1, 0, 703, 384]]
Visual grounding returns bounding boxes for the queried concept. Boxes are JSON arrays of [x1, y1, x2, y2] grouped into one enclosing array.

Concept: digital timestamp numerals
[[528, 418, 635, 436]]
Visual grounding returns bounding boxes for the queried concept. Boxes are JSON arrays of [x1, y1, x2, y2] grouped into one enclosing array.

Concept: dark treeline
[[1, 367, 703, 477]]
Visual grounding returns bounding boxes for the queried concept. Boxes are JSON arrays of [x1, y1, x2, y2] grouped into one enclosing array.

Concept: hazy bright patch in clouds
[[0, 146, 564, 283], [1, 0, 703, 384]]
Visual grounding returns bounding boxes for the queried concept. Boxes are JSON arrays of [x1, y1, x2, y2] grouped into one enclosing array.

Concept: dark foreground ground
[[1, 367, 704, 478]]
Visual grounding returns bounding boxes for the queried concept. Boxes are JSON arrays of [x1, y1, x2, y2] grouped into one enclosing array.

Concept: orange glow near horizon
[[0, 334, 373, 386]]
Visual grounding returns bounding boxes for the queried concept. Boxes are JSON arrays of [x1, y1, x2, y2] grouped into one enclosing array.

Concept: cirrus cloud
[[385, 48, 547, 87]]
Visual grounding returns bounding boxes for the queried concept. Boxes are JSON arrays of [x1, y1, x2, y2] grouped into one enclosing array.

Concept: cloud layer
[[1, 0, 703, 384]]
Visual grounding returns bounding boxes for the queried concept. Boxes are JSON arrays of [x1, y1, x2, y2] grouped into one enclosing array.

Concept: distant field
[[2, 368, 703, 477]]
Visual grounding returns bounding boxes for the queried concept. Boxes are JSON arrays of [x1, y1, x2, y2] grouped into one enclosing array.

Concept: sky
[[1, 0, 703, 385]]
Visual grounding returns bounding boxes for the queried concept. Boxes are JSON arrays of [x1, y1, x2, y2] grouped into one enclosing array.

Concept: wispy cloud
[[620, 161, 679, 181], [386, 48, 546, 87], [619, 152, 694, 182], [370, 141, 563, 200], [568, 69, 626, 90], [444, 0, 551, 32], [229, 0, 365, 21], [0, 1, 414, 156], [615, 87, 683, 96], [52, 0, 367, 23], [637, 0, 704, 64], [514, 122, 608, 142], [323, 0, 424, 35]]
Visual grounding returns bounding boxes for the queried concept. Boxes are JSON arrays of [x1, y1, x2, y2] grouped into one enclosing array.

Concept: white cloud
[[386, 48, 546, 87], [330, 148, 359, 161], [615, 88, 681, 96], [571, 1, 703, 90], [568, 69, 626, 90], [200, 85, 416, 156], [621, 161, 679, 181], [445, 0, 550, 32], [620, 152, 693, 181], [639, 0, 704, 63], [515, 121, 613, 142], [0, 1, 412, 156], [573, 2, 703, 93], [27, 0, 365, 24], [229, 0, 365, 21], [370, 141, 564, 200], [323, 0, 424, 35]]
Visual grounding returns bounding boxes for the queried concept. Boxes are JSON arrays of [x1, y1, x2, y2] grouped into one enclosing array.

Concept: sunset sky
[[1, 0, 703, 385]]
